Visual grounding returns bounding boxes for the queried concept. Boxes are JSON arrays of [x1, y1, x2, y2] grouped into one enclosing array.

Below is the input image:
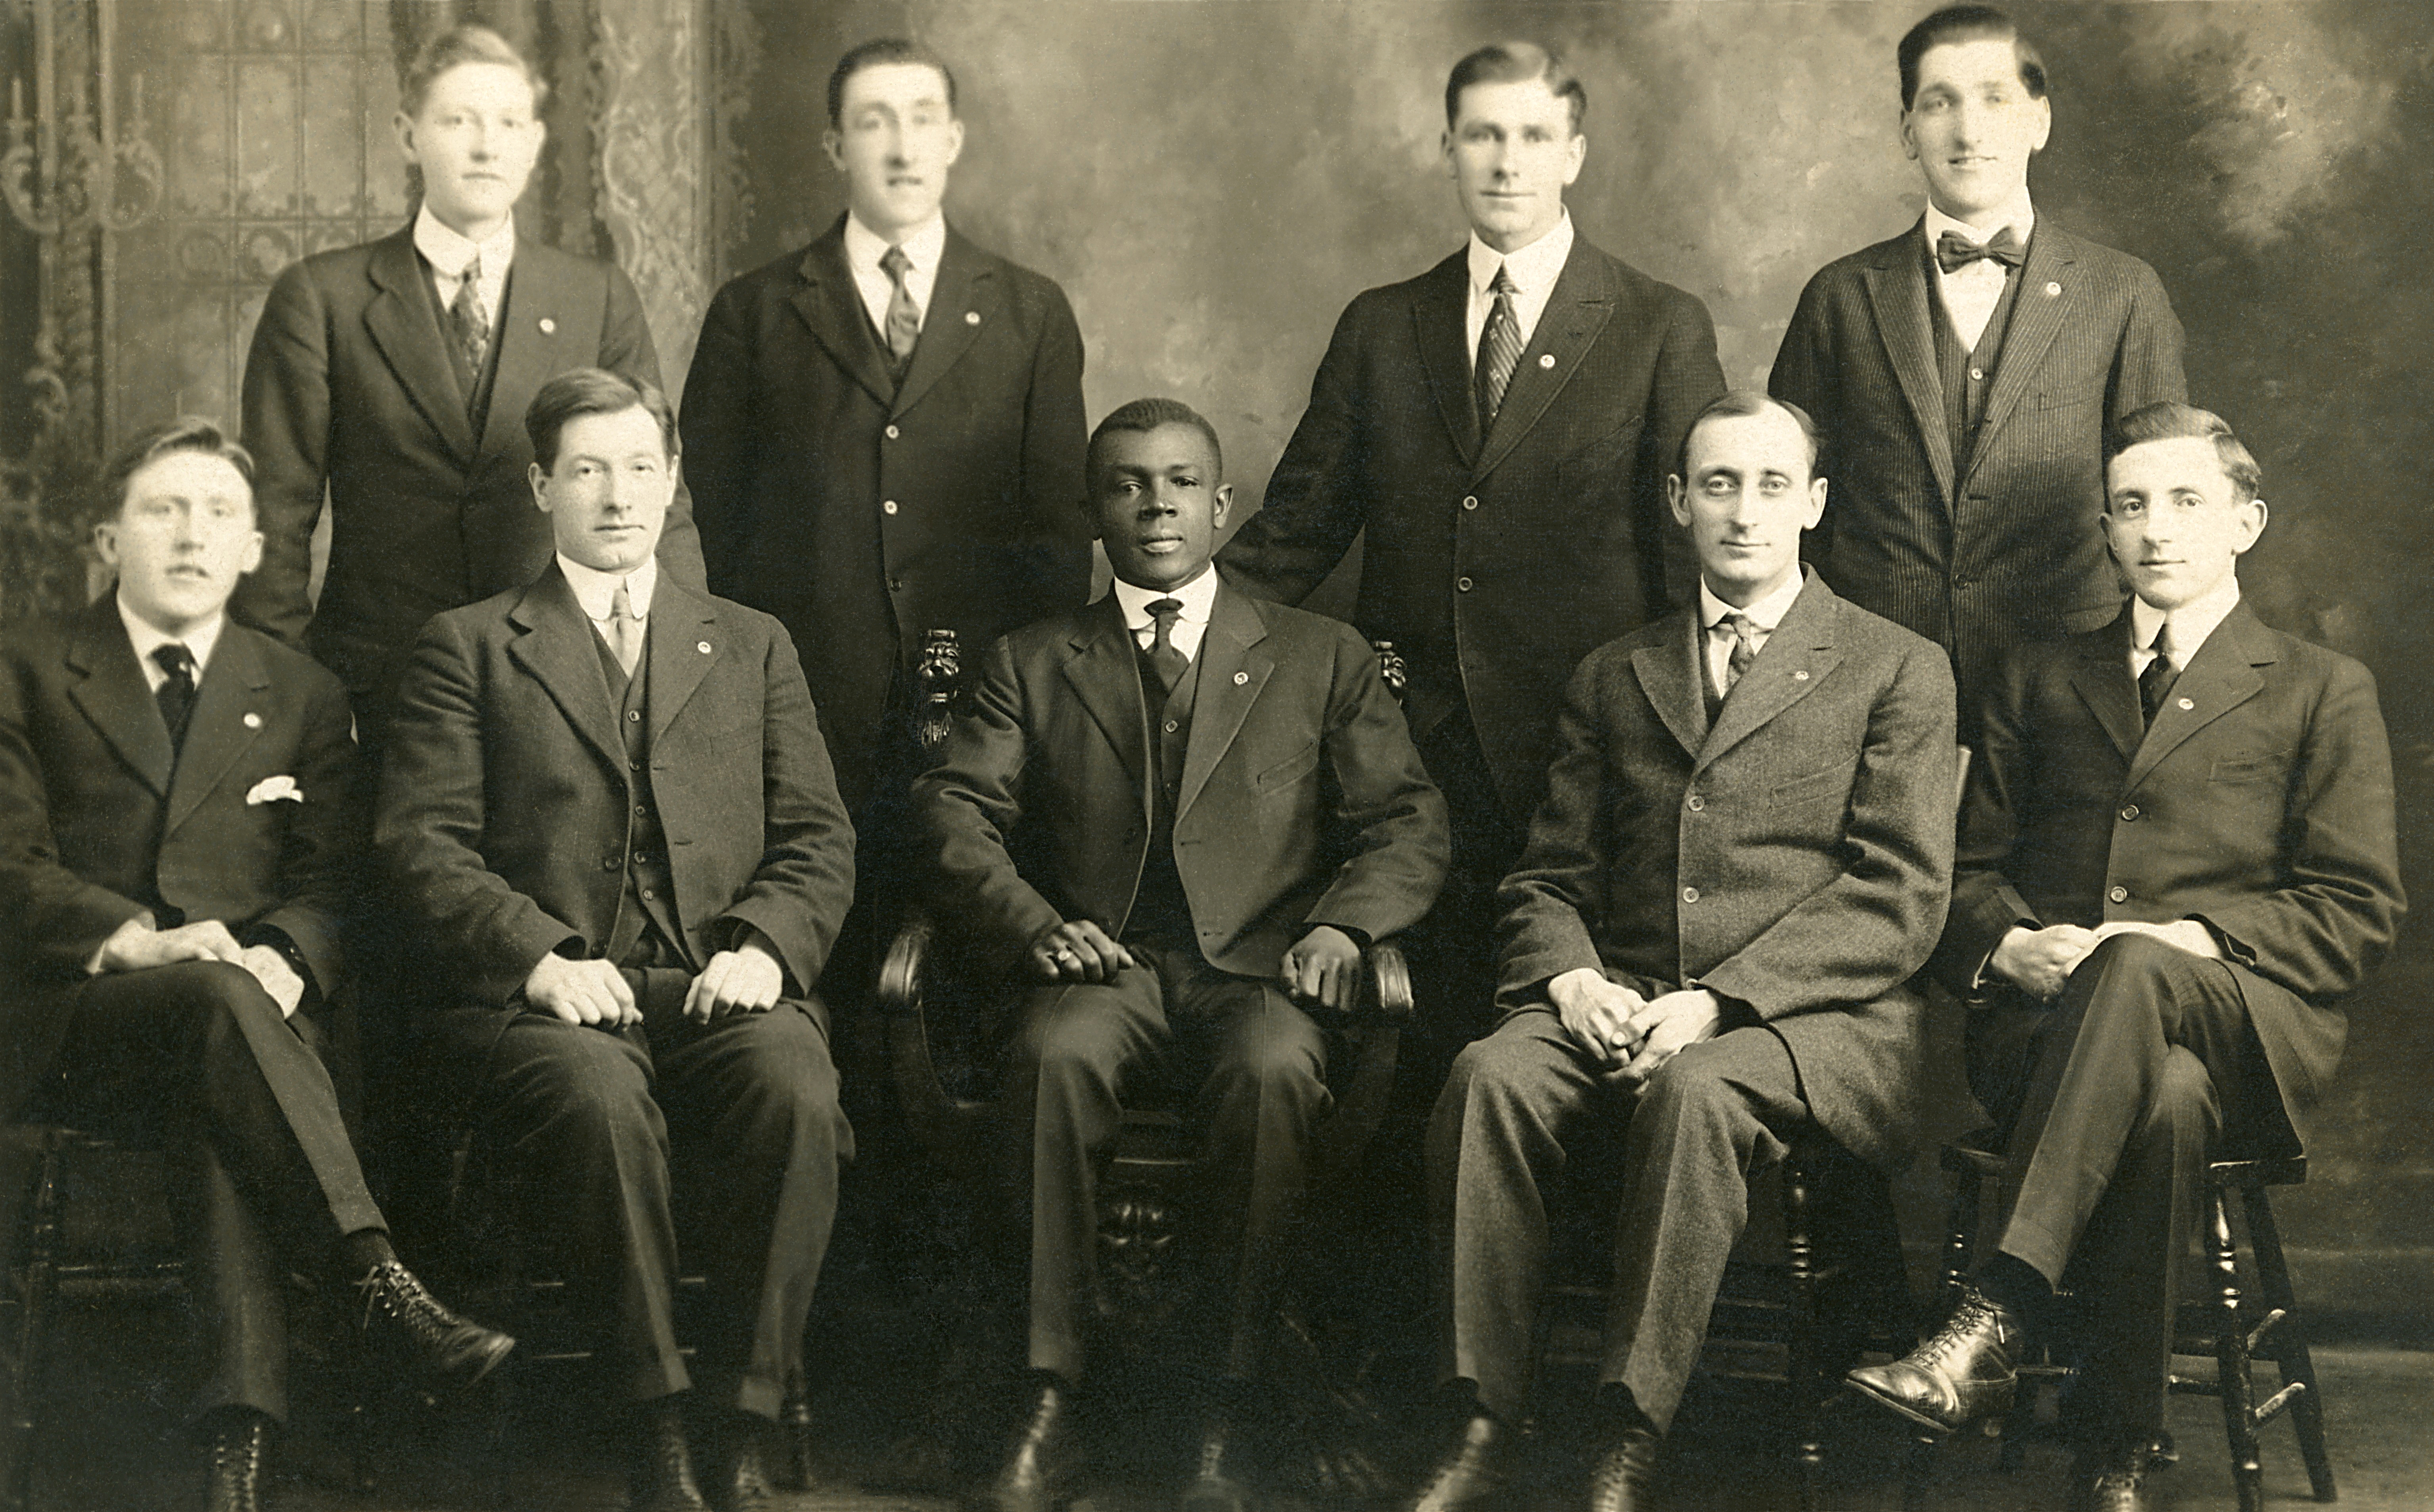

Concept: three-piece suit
[[1430, 574, 1955, 1429], [910, 580, 1447, 1378], [1769, 218, 2185, 733], [0, 598, 379, 1421], [1930, 601, 2402, 1437], [376, 565, 857, 1417]]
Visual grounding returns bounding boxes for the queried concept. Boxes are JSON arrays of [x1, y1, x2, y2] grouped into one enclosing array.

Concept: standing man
[[0, 420, 513, 1512], [1847, 404, 2401, 1512], [681, 36, 1091, 838], [239, 23, 703, 749], [379, 371, 856, 1511], [1770, 4, 2185, 738], [1408, 394, 1954, 1512], [1219, 41, 1725, 1020]]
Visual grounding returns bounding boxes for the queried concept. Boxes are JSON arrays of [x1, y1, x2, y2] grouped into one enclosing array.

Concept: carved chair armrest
[[1361, 941, 1414, 1025]]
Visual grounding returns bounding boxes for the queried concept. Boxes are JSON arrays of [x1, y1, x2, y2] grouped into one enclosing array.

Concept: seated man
[[0, 419, 511, 1512], [376, 370, 857, 1512], [910, 398, 1449, 1512], [1848, 403, 2403, 1511], [1410, 391, 1956, 1512]]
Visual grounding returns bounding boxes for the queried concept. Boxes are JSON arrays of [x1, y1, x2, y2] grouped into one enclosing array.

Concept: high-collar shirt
[[844, 210, 947, 343], [2130, 573, 2241, 680], [117, 596, 225, 694], [414, 203, 515, 331], [1924, 193, 2034, 353], [557, 552, 660, 635], [1110, 565, 1219, 667], [1698, 568, 1808, 698], [1464, 212, 1574, 365]]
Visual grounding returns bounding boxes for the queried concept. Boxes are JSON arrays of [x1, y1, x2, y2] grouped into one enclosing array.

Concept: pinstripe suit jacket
[[1770, 218, 2185, 726]]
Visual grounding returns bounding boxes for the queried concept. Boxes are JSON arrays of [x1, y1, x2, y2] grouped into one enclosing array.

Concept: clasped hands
[[91, 916, 306, 1018], [1549, 968, 1721, 1081], [1989, 917, 2221, 1000], [521, 928, 786, 1028], [1030, 919, 1365, 1014]]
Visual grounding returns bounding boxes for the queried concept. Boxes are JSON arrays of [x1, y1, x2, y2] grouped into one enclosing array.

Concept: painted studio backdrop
[[1, 0, 2428, 1327]]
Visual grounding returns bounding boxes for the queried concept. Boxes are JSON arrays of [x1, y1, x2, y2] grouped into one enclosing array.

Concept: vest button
[[1462, 495, 1479, 511], [1687, 795, 1705, 812], [1163, 720, 1179, 734], [2120, 804, 2140, 822], [631, 759, 643, 772], [884, 424, 900, 439], [635, 805, 649, 818], [1682, 886, 1700, 903], [883, 500, 899, 515], [2108, 885, 2129, 904], [641, 888, 656, 901], [1457, 576, 1474, 592], [1970, 367, 1985, 381], [602, 856, 619, 871], [627, 709, 641, 723]]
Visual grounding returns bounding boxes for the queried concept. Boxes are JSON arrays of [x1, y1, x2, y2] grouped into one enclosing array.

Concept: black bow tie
[[1935, 226, 2026, 274]]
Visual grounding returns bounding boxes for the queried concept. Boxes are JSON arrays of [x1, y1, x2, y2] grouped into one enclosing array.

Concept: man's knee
[[500, 1023, 658, 1150], [1013, 986, 1137, 1093], [2080, 931, 2202, 995], [2140, 1046, 2223, 1152], [1634, 1039, 1769, 1141], [723, 1004, 847, 1131]]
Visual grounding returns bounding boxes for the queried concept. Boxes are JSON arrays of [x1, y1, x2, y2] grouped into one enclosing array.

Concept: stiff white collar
[[1466, 211, 1574, 299], [556, 553, 659, 623], [413, 202, 516, 280], [116, 594, 225, 684], [2131, 573, 2241, 664], [1699, 566, 1808, 634], [1110, 563, 1219, 632], [1924, 194, 2035, 256], [844, 210, 947, 280]]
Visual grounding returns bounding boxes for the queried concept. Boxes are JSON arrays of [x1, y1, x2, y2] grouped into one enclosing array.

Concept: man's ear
[[2232, 497, 2268, 554], [91, 519, 121, 569], [1898, 109, 1918, 162], [1802, 476, 1829, 532], [529, 462, 552, 512], [1212, 482, 1234, 531], [1665, 473, 1690, 529], [822, 127, 845, 173]]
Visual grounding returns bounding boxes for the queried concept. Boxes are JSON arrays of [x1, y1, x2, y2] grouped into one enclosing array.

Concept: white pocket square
[[245, 776, 303, 805]]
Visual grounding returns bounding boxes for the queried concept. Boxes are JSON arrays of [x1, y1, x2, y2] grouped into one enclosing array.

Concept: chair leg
[[2209, 1182, 2265, 1512], [2242, 1183, 2337, 1502], [487, 1364, 517, 1511], [1782, 1154, 1823, 1512], [1942, 1165, 1982, 1317], [8, 1138, 65, 1512], [782, 1368, 816, 1490]]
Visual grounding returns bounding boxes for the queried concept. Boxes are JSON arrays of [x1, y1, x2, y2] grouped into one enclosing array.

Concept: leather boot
[[1585, 1424, 1660, 1512], [991, 1375, 1078, 1512], [1405, 1410, 1506, 1512], [630, 1398, 711, 1512], [1180, 1405, 1253, 1512], [354, 1258, 516, 1388], [713, 1408, 781, 1510], [1845, 1284, 2024, 1434], [2074, 1442, 2154, 1512], [201, 1409, 270, 1512]]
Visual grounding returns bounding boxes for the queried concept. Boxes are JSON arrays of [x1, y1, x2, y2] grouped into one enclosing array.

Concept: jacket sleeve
[[0, 650, 149, 977], [230, 259, 332, 649], [1641, 291, 1729, 613], [1698, 637, 1959, 1019], [375, 617, 583, 1007], [2108, 259, 2189, 421], [678, 279, 759, 599], [249, 668, 366, 997], [908, 637, 1067, 968], [1303, 629, 1451, 942], [711, 626, 858, 995], [1215, 297, 1373, 606], [1014, 283, 1095, 617], [601, 263, 706, 592], [1494, 652, 1623, 1006], [1770, 269, 1842, 571]]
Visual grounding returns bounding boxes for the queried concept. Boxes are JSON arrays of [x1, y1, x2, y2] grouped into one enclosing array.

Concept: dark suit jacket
[[1769, 219, 2185, 720], [0, 597, 362, 1121], [236, 224, 706, 729], [1497, 575, 1957, 1168], [1217, 233, 1725, 826], [680, 217, 1092, 809], [1930, 602, 2403, 1150], [910, 580, 1449, 979], [374, 566, 855, 1016]]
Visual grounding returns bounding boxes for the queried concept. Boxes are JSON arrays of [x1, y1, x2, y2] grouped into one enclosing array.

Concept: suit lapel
[[786, 219, 895, 410], [362, 227, 478, 464], [1412, 253, 1481, 468], [1861, 223, 1956, 505], [2125, 602, 2275, 792], [644, 579, 720, 741], [1696, 575, 1843, 772], [64, 598, 172, 796], [472, 249, 577, 471], [1058, 598, 1152, 807], [1176, 584, 1274, 823], [505, 567, 629, 779], [164, 628, 270, 839], [1630, 614, 1708, 761], [1964, 224, 2078, 486], [1476, 242, 1616, 482], [891, 231, 993, 419], [2068, 619, 2145, 763]]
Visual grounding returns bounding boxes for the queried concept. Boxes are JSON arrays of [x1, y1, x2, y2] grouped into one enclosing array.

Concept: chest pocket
[[1256, 742, 1321, 792], [2209, 751, 2286, 784]]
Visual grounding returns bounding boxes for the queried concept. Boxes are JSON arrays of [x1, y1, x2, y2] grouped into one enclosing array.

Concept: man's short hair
[[828, 38, 958, 128], [1444, 42, 1585, 135], [1675, 391, 1823, 482], [1897, 5, 2047, 110], [1088, 398, 1223, 481], [525, 369, 678, 473], [399, 23, 547, 117], [94, 417, 255, 527], [2102, 402, 2263, 505]]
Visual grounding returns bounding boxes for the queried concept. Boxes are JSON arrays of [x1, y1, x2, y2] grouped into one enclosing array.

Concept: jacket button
[[1682, 886, 1700, 903], [2108, 885, 2129, 904], [1462, 495, 1479, 511], [884, 424, 900, 439], [640, 888, 657, 901], [630, 759, 643, 772], [627, 709, 642, 723], [1687, 795, 1704, 812], [889, 577, 905, 592], [2120, 804, 2140, 822], [883, 500, 899, 515], [602, 856, 619, 871], [1163, 720, 1179, 734], [1457, 576, 1474, 592]]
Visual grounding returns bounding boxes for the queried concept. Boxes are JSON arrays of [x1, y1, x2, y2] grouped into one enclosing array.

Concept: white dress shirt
[[414, 203, 515, 330], [2130, 573, 2241, 680], [558, 553, 660, 651], [118, 596, 225, 693], [1110, 566, 1218, 666], [843, 211, 947, 342], [1464, 213, 1575, 364], [1698, 569, 1808, 699], [1924, 194, 2033, 353]]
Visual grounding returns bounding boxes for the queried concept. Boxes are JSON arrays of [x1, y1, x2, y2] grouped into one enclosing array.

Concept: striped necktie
[[1474, 264, 1523, 427]]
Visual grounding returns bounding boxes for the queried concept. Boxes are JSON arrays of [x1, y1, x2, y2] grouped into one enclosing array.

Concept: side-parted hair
[[2102, 402, 2263, 505], [1897, 5, 2047, 110], [828, 38, 958, 127], [94, 417, 254, 527], [1089, 397, 1224, 481], [1445, 42, 1585, 135], [400, 24, 547, 117], [1675, 391, 1823, 482], [526, 369, 678, 473]]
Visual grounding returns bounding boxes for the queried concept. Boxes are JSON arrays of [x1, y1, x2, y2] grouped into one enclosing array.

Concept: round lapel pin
[[1537, 353, 1555, 369], [1232, 671, 1249, 685], [2177, 696, 2194, 710], [964, 310, 981, 325], [242, 712, 263, 729], [698, 641, 713, 654], [2043, 282, 2061, 298], [538, 317, 556, 334]]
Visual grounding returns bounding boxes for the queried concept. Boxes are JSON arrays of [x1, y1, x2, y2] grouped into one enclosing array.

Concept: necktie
[[447, 253, 489, 406], [878, 244, 921, 372], [1144, 598, 1188, 695], [607, 581, 644, 678], [1473, 264, 1523, 428], [153, 642, 197, 749], [1715, 613, 1759, 699], [2138, 623, 2177, 727], [1934, 225, 2027, 275]]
